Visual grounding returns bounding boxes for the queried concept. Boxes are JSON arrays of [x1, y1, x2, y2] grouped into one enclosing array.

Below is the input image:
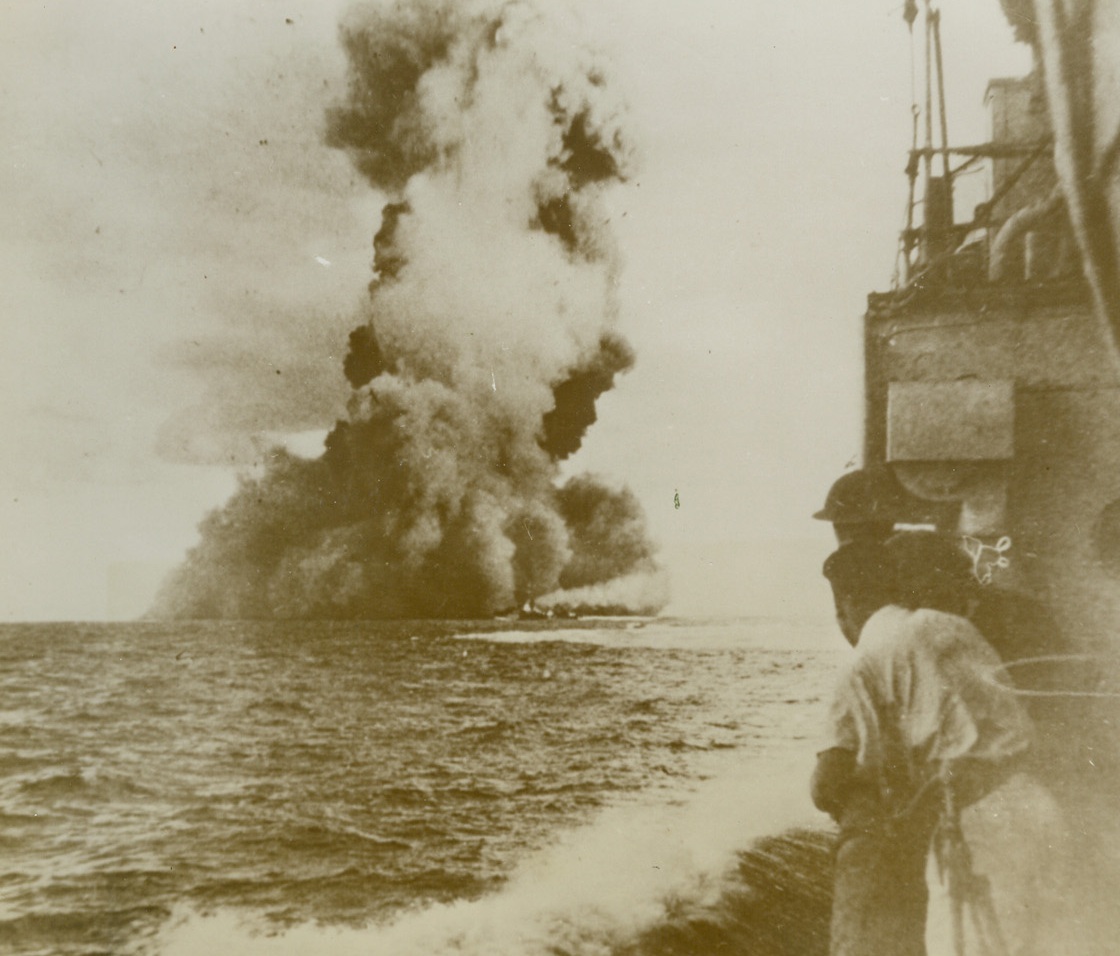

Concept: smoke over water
[[153, 0, 665, 620]]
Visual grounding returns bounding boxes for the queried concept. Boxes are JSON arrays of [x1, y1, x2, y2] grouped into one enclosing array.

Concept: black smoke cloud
[[153, 0, 666, 620]]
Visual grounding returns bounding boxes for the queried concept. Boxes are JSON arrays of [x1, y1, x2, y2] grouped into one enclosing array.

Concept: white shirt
[[823, 605, 1032, 806]]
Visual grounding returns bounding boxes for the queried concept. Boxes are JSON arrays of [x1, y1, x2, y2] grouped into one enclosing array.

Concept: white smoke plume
[[152, 0, 665, 619], [537, 568, 671, 618]]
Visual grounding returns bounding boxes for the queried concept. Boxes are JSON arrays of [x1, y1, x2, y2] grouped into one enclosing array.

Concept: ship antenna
[[896, 0, 921, 288], [898, 1, 955, 287], [931, 5, 952, 182], [924, 1, 934, 186]]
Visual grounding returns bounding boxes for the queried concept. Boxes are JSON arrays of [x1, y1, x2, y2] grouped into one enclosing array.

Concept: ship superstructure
[[862, 10, 1119, 770], [848, 8, 1120, 946]]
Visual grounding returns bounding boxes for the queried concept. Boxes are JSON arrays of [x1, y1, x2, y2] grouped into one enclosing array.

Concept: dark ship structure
[[854, 1, 1120, 940], [657, 7, 1120, 955], [864, 0, 1120, 771]]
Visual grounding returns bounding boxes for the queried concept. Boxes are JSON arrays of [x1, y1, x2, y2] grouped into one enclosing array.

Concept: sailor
[[813, 467, 1069, 721], [813, 533, 1070, 956], [812, 538, 935, 956], [812, 466, 911, 545]]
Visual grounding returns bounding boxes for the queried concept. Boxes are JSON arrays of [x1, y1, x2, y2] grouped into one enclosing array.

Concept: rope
[[844, 766, 1011, 955], [990, 653, 1120, 699], [932, 764, 1010, 956]]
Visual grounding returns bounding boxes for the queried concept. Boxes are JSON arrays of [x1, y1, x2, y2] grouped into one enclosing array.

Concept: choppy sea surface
[[0, 617, 843, 956]]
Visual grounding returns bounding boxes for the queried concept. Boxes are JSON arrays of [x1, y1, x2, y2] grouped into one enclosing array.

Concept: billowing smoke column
[[153, 0, 666, 620]]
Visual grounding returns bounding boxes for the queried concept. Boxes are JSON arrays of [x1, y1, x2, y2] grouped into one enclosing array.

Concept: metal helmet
[[813, 467, 906, 524]]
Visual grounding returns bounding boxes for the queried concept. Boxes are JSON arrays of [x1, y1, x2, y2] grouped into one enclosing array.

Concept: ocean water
[[0, 617, 843, 956]]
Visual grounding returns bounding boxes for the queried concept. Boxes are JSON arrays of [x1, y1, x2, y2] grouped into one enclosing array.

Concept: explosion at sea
[[153, 0, 665, 620]]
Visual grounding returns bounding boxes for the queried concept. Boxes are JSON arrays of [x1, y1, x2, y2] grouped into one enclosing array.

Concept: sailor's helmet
[[813, 467, 906, 525]]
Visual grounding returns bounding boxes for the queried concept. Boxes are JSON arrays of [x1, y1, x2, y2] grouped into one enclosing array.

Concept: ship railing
[[897, 137, 1057, 292]]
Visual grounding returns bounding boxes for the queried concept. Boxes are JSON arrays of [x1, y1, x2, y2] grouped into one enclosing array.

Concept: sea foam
[[152, 752, 824, 956]]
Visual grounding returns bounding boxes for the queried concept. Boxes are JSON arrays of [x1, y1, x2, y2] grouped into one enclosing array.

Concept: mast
[[919, 1, 953, 277]]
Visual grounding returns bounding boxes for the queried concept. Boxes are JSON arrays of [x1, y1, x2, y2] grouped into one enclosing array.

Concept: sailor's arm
[[810, 746, 859, 820]]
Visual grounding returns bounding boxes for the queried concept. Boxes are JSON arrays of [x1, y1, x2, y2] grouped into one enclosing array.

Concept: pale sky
[[0, 1, 1030, 622]]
